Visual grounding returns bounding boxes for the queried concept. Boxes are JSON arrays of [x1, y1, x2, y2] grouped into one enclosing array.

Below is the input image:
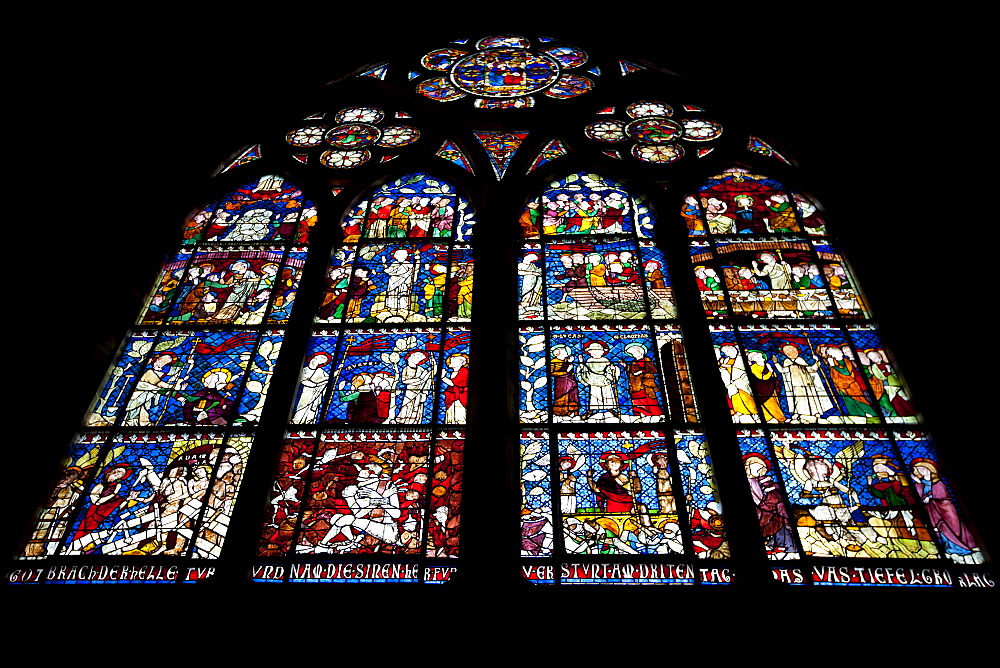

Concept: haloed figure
[[124, 352, 178, 426], [579, 340, 620, 419], [588, 452, 640, 513], [293, 352, 332, 424], [550, 344, 580, 418], [395, 350, 434, 424], [625, 343, 663, 420]]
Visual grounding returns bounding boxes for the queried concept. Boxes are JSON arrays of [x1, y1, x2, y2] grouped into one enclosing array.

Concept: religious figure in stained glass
[[684, 168, 826, 237], [88, 332, 281, 428], [28, 434, 251, 559], [182, 176, 315, 245], [260, 432, 463, 557]]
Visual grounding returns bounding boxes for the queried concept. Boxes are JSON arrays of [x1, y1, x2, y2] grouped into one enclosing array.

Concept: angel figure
[[774, 440, 877, 556]]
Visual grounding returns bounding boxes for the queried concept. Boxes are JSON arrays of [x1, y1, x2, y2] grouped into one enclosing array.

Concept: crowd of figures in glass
[[519, 241, 673, 320], [738, 431, 984, 564], [23, 433, 250, 559], [682, 168, 825, 236], [319, 244, 472, 324], [520, 431, 726, 558], [518, 174, 672, 323], [341, 174, 475, 243], [181, 176, 316, 244], [88, 332, 282, 427], [519, 173, 653, 238], [291, 330, 470, 426], [260, 432, 463, 557], [713, 326, 919, 425], [519, 326, 697, 424], [690, 239, 866, 319], [141, 248, 305, 325]]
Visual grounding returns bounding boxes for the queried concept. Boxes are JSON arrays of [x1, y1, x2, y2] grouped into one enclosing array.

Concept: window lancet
[[254, 173, 474, 582], [18, 176, 311, 569], [518, 173, 728, 584], [687, 168, 986, 570]]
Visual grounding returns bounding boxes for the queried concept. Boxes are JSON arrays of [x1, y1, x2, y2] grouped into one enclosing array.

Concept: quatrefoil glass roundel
[[286, 126, 327, 147], [325, 123, 380, 148], [585, 121, 626, 143], [320, 149, 370, 168], [334, 107, 384, 124], [625, 118, 682, 144]]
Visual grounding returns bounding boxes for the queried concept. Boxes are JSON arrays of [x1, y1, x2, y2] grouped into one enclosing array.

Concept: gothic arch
[[8, 32, 991, 591]]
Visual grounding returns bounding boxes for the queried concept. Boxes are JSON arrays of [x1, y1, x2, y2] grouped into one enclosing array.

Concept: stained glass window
[[16, 176, 311, 578], [518, 173, 729, 585], [253, 173, 474, 583], [686, 167, 988, 579], [10, 33, 991, 592]]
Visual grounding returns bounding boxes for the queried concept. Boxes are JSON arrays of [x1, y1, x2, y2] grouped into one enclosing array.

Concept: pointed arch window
[[517, 173, 727, 585], [10, 34, 990, 590], [689, 167, 987, 572], [18, 175, 313, 572], [254, 173, 474, 583]]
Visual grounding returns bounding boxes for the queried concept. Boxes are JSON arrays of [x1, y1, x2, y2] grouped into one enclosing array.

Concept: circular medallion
[[542, 46, 587, 69], [334, 107, 383, 124], [627, 101, 673, 118], [325, 123, 380, 148], [286, 126, 327, 147], [320, 149, 370, 169], [681, 118, 724, 141], [450, 48, 561, 98], [377, 126, 420, 147], [421, 48, 468, 71], [585, 120, 626, 143], [416, 77, 466, 101], [476, 35, 531, 49], [626, 117, 683, 144], [632, 143, 684, 164], [543, 74, 593, 99]]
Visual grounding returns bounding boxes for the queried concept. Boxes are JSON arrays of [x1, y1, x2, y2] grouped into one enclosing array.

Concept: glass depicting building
[[7, 32, 992, 589]]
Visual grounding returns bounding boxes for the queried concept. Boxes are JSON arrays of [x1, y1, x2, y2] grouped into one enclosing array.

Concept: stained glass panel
[[28, 433, 252, 559], [259, 430, 463, 557], [340, 173, 475, 241], [317, 243, 472, 324], [517, 326, 699, 425], [87, 331, 282, 428], [181, 176, 315, 245], [524, 173, 653, 237], [290, 329, 470, 427], [711, 325, 881, 425], [766, 431, 938, 559], [685, 168, 826, 236], [558, 431, 682, 556], [139, 248, 305, 326]]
